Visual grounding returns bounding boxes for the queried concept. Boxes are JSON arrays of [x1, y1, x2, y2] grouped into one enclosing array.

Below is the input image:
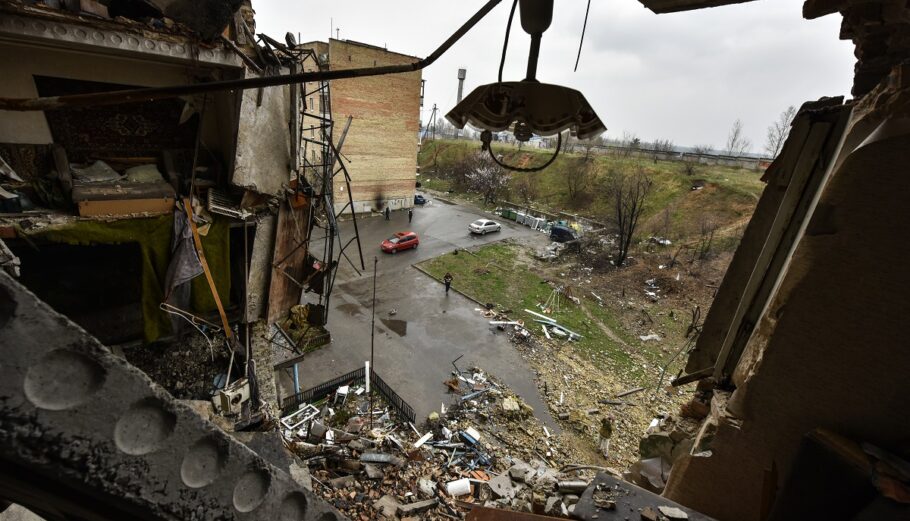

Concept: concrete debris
[[283, 366, 608, 519], [659, 505, 690, 519]]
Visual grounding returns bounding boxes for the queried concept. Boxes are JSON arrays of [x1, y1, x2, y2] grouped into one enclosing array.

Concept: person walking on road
[[408, 208, 413, 223], [384, 206, 390, 221], [443, 272, 453, 295]]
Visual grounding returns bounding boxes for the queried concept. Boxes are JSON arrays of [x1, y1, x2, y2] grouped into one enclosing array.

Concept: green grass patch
[[418, 242, 662, 383]]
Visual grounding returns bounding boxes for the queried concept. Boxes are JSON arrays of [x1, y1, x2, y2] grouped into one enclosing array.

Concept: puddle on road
[[380, 318, 408, 337]]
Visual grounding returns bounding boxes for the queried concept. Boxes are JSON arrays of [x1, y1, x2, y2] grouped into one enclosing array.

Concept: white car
[[469, 219, 502, 235]]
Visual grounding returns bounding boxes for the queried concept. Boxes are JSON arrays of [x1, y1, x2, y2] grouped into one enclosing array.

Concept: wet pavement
[[278, 195, 556, 428]]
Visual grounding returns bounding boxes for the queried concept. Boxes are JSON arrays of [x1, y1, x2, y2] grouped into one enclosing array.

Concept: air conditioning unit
[[217, 378, 250, 416]]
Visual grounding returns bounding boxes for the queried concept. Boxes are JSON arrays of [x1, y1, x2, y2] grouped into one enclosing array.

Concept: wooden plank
[[76, 197, 174, 217], [266, 195, 310, 324]]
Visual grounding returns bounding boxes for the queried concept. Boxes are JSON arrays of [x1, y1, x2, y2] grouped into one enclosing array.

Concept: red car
[[381, 231, 419, 253]]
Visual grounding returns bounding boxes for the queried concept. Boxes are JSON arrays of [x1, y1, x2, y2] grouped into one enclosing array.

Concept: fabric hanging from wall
[[28, 214, 230, 343]]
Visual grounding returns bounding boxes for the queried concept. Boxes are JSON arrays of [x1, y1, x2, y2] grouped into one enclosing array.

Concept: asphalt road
[[278, 195, 556, 427]]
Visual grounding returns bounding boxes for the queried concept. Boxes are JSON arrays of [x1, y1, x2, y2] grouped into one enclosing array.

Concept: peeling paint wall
[[232, 68, 293, 196]]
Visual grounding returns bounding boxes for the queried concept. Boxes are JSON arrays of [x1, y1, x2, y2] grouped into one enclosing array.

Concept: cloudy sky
[[255, 0, 855, 153]]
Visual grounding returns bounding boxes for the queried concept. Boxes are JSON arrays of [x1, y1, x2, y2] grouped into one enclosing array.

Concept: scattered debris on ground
[[278, 366, 626, 519]]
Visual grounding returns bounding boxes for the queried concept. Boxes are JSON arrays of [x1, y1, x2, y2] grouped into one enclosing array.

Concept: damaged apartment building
[[0, 0, 909, 520], [0, 0, 371, 429]]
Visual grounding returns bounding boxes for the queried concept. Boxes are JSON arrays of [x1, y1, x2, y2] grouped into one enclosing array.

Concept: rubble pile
[[280, 368, 610, 519], [473, 302, 683, 471]]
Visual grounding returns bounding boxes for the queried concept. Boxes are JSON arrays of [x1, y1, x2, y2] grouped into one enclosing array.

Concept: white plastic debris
[[413, 432, 433, 448], [446, 478, 471, 496]]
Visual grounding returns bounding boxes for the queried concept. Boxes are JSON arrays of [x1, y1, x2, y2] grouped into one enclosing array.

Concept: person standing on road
[[408, 208, 413, 223], [384, 206, 390, 221], [443, 272, 453, 295]]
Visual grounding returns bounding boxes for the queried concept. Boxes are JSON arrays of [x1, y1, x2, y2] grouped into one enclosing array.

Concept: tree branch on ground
[[601, 165, 653, 267], [764, 105, 797, 159]]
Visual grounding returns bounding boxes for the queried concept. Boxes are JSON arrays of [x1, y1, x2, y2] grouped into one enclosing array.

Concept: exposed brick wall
[[328, 39, 421, 211]]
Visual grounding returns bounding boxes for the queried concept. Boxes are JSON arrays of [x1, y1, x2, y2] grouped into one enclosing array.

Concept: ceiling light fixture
[[446, 0, 606, 172]]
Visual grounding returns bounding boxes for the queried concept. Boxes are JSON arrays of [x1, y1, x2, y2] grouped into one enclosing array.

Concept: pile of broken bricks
[[282, 367, 607, 519]]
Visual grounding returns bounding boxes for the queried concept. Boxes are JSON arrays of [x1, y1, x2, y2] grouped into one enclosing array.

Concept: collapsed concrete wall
[[663, 69, 910, 520], [0, 270, 343, 520]]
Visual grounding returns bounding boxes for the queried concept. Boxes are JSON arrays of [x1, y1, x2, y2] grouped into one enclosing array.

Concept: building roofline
[[328, 38, 421, 61]]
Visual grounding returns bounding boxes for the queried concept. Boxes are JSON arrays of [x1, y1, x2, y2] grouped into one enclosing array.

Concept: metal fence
[[369, 370, 416, 425], [280, 367, 416, 424]]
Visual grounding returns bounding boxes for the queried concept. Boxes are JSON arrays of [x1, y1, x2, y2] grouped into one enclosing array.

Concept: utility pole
[[455, 69, 466, 139], [369, 256, 377, 429]]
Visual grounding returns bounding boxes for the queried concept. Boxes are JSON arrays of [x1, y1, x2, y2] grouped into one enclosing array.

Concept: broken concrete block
[[544, 495, 564, 515], [659, 506, 689, 519], [329, 475, 355, 489], [309, 420, 328, 439], [488, 472, 518, 499], [670, 437, 695, 463], [373, 495, 400, 518], [641, 506, 660, 521], [509, 462, 532, 482], [502, 396, 520, 413], [639, 431, 675, 461], [418, 478, 436, 498], [363, 463, 383, 480], [398, 498, 438, 516]]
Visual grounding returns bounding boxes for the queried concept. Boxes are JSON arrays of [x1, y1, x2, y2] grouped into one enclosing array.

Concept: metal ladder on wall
[[294, 48, 364, 326]]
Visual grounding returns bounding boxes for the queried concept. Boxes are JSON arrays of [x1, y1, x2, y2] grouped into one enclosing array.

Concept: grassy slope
[[418, 140, 765, 247], [417, 140, 768, 385]]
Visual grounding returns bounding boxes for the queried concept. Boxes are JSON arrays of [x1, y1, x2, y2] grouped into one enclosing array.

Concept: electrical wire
[[159, 302, 221, 361], [574, 0, 592, 72], [498, 0, 519, 83]]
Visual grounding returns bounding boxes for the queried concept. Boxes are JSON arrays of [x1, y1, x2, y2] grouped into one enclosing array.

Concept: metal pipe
[[0, 0, 503, 111]]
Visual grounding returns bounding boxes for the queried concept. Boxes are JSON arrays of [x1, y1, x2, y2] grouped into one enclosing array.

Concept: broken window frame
[[675, 102, 853, 387]]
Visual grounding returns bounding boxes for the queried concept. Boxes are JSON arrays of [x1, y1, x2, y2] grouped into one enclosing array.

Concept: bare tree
[[650, 138, 675, 162], [565, 161, 592, 205], [764, 105, 797, 158], [466, 153, 510, 204], [515, 176, 538, 213], [692, 144, 713, 155], [695, 215, 718, 260], [580, 134, 605, 161], [725, 119, 752, 156], [601, 166, 653, 267], [681, 160, 699, 176], [618, 131, 641, 158]]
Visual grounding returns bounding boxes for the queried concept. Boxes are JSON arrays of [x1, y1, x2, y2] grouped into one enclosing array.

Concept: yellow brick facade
[[300, 39, 421, 214]]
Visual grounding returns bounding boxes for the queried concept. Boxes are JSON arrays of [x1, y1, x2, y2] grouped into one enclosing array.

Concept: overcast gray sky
[[255, 0, 854, 153]]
